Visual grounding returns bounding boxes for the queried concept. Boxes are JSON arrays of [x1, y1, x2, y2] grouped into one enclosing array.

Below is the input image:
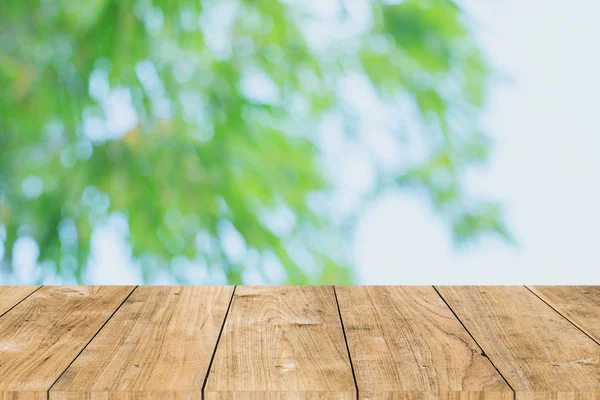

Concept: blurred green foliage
[[0, 0, 512, 284]]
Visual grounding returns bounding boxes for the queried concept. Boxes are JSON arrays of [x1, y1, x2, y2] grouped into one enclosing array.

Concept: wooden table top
[[0, 286, 598, 399]]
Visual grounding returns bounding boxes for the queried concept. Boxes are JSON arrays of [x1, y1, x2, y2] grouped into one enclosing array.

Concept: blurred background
[[1, 0, 598, 285]]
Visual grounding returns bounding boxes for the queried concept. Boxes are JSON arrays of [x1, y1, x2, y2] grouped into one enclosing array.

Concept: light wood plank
[[436, 286, 600, 400], [50, 286, 234, 400], [205, 393, 351, 399], [529, 286, 600, 344], [0, 286, 134, 400], [336, 286, 513, 400], [204, 286, 356, 399], [0, 286, 39, 317]]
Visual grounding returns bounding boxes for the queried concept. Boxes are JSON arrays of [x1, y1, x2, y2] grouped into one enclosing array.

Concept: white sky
[[355, 0, 600, 284]]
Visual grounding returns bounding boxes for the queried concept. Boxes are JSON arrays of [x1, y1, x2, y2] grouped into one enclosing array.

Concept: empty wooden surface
[[204, 286, 356, 399], [0, 286, 134, 400], [529, 286, 600, 344], [50, 286, 234, 400], [337, 286, 512, 399], [0, 286, 599, 399], [436, 286, 600, 400], [0, 286, 38, 317]]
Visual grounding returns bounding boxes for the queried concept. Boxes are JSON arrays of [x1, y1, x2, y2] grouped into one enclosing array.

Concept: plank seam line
[[524, 286, 600, 347], [333, 286, 359, 400], [0, 285, 43, 320], [46, 285, 139, 399], [432, 286, 515, 397], [201, 285, 237, 400]]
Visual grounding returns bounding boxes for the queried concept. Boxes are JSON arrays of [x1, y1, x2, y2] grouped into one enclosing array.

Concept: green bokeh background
[[0, 0, 511, 284]]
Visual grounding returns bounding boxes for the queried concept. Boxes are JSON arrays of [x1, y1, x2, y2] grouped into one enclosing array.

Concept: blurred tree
[[0, 0, 512, 284]]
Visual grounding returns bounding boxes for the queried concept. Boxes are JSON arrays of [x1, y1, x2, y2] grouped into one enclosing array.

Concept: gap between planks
[[433, 285, 516, 396], [201, 285, 237, 400], [525, 285, 600, 346], [333, 286, 359, 400], [0, 286, 42, 319], [46, 285, 140, 397]]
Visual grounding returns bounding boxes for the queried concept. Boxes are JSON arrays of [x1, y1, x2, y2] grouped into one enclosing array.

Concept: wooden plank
[[336, 286, 513, 400], [50, 286, 234, 400], [204, 286, 356, 399], [0, 286, 39, 317], [436, 286, 600, 400], [529, 286, 600, 344], [0, 286, 134, 400]]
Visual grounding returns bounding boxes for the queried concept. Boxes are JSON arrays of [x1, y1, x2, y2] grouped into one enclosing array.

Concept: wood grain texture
[[0, 286, 134, 400], [529, 286, 600, 344], [336, 286, 512, 400], [0, 286, 39, 317], [204, 286, 356, 399], [436, 286, 600, 400], [50, 286, 234, 400]]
